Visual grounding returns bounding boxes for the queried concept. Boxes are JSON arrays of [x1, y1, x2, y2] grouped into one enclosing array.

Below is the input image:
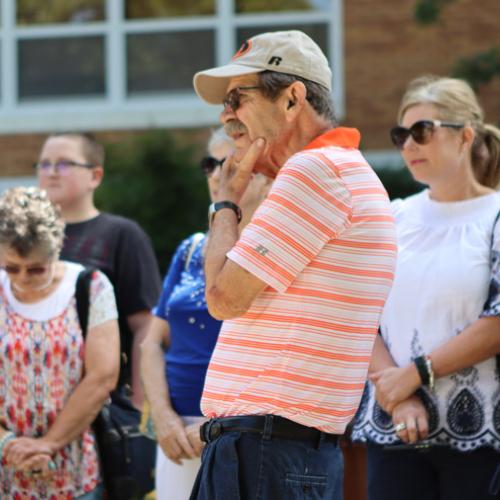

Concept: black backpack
[[75, 268, 156, 500]]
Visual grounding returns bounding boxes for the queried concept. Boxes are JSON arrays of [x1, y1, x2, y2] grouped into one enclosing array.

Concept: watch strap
[[209, 201, 242, 226]]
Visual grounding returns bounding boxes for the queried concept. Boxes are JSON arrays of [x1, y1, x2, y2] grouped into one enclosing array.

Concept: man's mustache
[[224, 121, 247, 136]]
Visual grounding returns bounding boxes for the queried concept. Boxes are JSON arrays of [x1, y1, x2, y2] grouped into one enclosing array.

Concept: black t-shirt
[[61, 212, 161, 382]]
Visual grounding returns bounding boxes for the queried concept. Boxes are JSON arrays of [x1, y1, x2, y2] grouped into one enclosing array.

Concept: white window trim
[[0, 0, 344, 134]]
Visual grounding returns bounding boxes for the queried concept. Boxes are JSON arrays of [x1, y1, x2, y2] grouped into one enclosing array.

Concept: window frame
[[0, 0, 344, 133]]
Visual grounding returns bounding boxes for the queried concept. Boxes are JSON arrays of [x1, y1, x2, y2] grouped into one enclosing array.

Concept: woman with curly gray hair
[[0, 187, 120, 499]]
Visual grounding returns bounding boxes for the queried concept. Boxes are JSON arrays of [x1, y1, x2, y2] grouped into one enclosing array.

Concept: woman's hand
[[391, 395, 429, 444], [156, 413, 198, 465], [4, 437, 54, 467], [17, 453, 55, 477], [184, 421, 205, 458], [369, 363, 421, 414]]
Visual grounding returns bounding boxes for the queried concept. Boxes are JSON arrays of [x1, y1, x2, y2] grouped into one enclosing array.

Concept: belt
[[200, 415, 340, 445]]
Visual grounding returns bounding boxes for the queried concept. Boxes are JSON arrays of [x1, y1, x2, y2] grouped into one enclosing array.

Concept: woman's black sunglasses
[[200, 156, 225, 176], [390, 120, 463, 149]]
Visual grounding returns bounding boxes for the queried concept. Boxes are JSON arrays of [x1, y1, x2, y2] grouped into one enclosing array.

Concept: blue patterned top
[[154, 233, 222, 416]]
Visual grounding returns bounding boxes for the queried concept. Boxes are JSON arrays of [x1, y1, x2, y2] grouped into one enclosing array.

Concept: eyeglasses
[[34, 159, 96, 175], [200, 156, 225, 176], [2, 264, 49, 276], [222, 86, 263, 112], [390, 120, 464, 150]]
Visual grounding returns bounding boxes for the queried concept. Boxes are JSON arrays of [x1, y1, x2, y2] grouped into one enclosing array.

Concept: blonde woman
[[0, 187, 120, 499], [353, 76, 500, 499]]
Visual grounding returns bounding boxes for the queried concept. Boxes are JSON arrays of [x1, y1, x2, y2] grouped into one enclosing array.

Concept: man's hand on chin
[[217, 138, 266, 204]]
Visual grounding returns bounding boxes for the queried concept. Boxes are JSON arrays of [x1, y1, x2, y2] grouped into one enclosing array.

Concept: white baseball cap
[[193, 30, 332, 104]]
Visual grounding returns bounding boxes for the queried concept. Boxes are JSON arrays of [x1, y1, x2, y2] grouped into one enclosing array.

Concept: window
[[235, 0, 329, 13], [0, 0, 343, 133], [127, 30, 215, 94], [19, 36, 105, 99], [125, 0, 215, 18]]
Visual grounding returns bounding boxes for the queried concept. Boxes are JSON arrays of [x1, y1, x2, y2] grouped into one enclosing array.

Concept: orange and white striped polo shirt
[[201, 127, 397, 434]]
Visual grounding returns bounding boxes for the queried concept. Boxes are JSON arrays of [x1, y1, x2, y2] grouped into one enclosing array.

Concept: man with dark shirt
[[37, 132, 161, 408]]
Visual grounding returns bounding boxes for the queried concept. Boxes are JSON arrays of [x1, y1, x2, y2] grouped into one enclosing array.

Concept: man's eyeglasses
[[222, 86, 263, 112], [2, 264, 49, 276], [34, 159, 96, 175], [390, 120, 464, 150], [200, 156, 225, 176]]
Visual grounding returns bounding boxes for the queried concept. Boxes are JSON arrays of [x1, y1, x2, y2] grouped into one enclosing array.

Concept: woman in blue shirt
[[140, 128, 270, 500]]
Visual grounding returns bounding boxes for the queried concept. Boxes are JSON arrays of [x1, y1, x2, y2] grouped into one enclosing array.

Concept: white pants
[[155, 416, 205, 500]]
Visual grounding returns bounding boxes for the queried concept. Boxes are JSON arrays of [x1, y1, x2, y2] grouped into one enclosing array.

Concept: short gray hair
[[207, 127, 233, 155], [0, 187, 65, 258], [258, 70, 336, 124]]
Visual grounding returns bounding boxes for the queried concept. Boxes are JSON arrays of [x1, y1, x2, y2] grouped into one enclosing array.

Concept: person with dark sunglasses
[[140, 128, 270, 500], [199, 155, 224, 176], [353, 75, 500, 500], [390, 119, 464, 150]]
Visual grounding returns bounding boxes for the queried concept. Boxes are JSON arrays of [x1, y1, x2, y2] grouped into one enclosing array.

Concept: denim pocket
[[285, 472, 327, 499]]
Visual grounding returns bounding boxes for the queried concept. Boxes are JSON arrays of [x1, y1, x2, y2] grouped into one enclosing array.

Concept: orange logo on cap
[[232, 40, 252, 60]]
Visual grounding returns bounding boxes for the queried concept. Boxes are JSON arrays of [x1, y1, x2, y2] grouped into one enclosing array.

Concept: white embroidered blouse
[[353, 189, 500, 451]]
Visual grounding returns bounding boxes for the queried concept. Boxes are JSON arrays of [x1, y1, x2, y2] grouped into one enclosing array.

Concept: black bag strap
[[492, 210, 500, 375], [75, 267, 96, 340]]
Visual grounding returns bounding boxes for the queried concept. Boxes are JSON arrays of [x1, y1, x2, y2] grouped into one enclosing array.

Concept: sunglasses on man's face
[[200, 156, 225, 176], [222, 86, 264, 112], [390, 120, 464, 150], [34, 159, 96, 176], [2, 264, 49, 276]]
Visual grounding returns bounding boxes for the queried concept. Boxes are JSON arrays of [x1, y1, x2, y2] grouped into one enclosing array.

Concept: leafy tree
[[126, 0, 216, 17], [95, 130, 209, 273], [453, 48, 500, 91], [17, 0, 103, 24], [414, 0, 499, 88], [126, 0, 313, 17], [375, 168, 424, 201], [235, 0, 314, 12], [414, 0, 454, 25]]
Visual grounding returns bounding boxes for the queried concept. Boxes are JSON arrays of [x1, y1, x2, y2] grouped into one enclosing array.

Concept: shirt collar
[[303, 127, 361, 151]]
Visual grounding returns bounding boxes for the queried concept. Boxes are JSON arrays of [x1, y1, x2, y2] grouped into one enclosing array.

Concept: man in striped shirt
[[190, 30, 397, 500]]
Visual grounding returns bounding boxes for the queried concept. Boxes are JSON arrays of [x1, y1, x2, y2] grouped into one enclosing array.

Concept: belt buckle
[[201, 419, 222, 443]]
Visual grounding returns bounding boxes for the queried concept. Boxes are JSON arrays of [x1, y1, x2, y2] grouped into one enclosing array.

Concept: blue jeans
[[367, 442, 500, 500], [190, 417, 343, 500]]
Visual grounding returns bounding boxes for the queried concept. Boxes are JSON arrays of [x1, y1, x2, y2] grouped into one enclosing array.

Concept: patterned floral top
[[353, 190, 500, 452], [0, 261, 117, 499]]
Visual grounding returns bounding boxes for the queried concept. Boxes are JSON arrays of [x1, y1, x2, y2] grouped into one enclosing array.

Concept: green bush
[[375, 166, 424, 200], [96, 130, 209, 273]]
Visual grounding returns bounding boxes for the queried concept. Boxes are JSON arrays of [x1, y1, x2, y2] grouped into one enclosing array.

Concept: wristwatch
[[208, 201, 242, 228]]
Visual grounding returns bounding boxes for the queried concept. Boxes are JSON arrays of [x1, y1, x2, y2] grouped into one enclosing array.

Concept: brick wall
[[1, 0, 499, 177], [344, 0, 500, 149], [0, 128, 211, 178]]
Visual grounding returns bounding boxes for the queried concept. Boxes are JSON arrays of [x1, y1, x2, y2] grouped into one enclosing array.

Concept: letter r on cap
[[268, 56, 282, 66]]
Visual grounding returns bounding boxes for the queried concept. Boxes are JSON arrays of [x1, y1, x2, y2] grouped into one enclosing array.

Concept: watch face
[[208, 203, 217, 228]]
